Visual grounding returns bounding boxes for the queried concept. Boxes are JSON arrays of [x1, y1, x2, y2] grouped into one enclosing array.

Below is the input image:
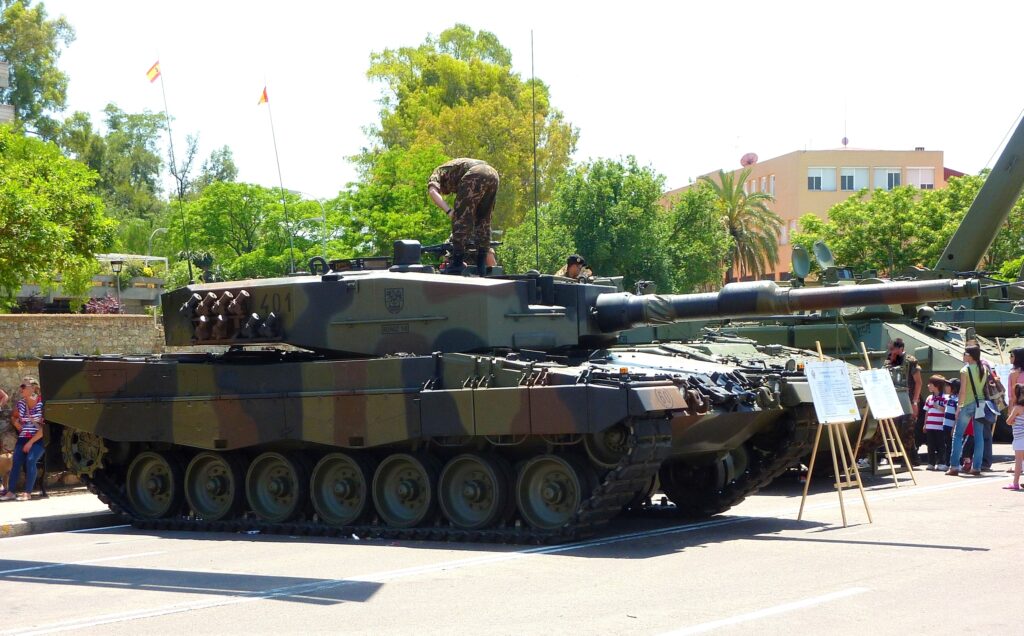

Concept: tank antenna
[[150, 55, 194, 283], [531, 30, 540, 270]]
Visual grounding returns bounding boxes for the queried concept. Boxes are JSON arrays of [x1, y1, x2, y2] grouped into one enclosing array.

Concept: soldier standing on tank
[[427, 158, 500, 275], [885, 338, 923, 465]]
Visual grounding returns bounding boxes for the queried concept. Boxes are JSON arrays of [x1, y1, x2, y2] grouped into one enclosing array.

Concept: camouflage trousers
[[451, 164, 499, 256], [858, 413, 921, 465]]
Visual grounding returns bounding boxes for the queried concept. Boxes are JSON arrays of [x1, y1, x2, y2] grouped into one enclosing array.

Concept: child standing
[[923, 375, 948, 470], [1004, 383, 1024, 491], [941, 378, 959, 471]]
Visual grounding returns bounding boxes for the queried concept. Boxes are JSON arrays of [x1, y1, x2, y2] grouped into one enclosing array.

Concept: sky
[[40, 0, 1024, 201]]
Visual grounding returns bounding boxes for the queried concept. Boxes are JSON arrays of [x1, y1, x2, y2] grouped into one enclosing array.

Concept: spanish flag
[[146, 60, 161, 83], [258, 87, 268, 105]]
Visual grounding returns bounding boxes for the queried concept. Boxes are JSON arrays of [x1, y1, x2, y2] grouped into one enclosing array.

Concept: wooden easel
[[797, 342, 873, 527], [853, 343, 917, 487]]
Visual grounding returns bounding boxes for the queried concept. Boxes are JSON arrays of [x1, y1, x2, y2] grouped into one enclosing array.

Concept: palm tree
[[700, 168, 782, 283]]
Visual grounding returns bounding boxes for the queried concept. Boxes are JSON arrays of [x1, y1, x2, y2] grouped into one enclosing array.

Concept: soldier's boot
[[475, 251, 489, 276], [445, 253, 466, 275]]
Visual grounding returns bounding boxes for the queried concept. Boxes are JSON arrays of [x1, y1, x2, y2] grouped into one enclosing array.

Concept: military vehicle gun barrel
[[935, 113, 1024, 273], [593, 278, 981, 332]]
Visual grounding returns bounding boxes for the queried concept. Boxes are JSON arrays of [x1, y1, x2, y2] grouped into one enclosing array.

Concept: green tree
[[190, 145, 238, 195], [190, 181, 276, 258], [550, 157, 673, 291], [0, 0, 74, 138], [499, 203, 575, 276], [664, 182, 731, 292], [792, 175, 994, 277], [363, 24, 577, 229], [58, 104, 167, 220], [700, 168, 781, 282], [337, 142, 452, 257], [0, 124, 114, 304]]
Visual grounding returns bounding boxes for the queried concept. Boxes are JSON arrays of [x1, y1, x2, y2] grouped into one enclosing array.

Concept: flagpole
[[156, 62, 194, 283], [263, 87, 295, 274]]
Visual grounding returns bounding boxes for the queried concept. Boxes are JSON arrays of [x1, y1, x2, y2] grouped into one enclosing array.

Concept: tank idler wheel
[[372, 453, 440, 528], [723, 444, 750, 484], [310, 453, 374, 526], [125, 451, 185, 519], [515, 454, 593, 531], [438, 453, 513, 530], [185, 452, 245, 521], [62, 429, 108, 477], [583, 423, 632, 469], [245, 452, 309, 523]]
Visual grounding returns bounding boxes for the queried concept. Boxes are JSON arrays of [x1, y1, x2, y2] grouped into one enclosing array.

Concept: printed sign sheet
[[859, 368, 905, 420], [805, 360, 860, 424]]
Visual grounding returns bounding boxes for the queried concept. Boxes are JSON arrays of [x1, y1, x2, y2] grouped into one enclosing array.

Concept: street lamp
[[110, 259, 124, 307], [148, 227, 168, 255]]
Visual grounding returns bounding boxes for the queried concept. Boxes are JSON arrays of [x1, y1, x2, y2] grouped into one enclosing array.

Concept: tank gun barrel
[[934, 113, 1024, 273], [593, 279, 981, 333]]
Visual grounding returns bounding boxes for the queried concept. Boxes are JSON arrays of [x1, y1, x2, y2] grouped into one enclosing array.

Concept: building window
[[840, 167, 868, 191], [769, 175, 775, 196], [874, 168, 901, 190], [780, 222, 789, 246], [807, 167, 835, 191], [760, 176, 767, 193], [907, 167, 935, 190]]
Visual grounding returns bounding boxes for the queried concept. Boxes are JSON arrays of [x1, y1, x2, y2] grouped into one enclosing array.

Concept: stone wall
[[0, 315, 165, 391]]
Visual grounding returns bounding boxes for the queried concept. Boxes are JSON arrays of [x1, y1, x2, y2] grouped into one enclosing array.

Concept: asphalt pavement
[[0, 444, 1020, 634]]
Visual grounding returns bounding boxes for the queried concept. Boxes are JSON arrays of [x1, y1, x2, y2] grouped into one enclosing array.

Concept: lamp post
[[110, 259, 124, 307], [148, 227, 168, 255]]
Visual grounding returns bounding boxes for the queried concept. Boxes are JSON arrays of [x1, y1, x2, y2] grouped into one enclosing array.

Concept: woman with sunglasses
[[1, 378, 44, 501]]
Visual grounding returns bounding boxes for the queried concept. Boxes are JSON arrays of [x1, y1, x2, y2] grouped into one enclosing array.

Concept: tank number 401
[[259, 292, 292, 314]]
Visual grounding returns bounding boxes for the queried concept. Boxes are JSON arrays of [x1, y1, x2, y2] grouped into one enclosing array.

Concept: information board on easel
[[798, 348, 872, 527], [805, 360, 860, 424], [858, 365, 918, 487]]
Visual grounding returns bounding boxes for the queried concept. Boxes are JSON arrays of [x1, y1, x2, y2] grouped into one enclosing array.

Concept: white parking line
[[659, 587, 870, 635], [3, 474, 997, 634], [0, 551, 164, 576]]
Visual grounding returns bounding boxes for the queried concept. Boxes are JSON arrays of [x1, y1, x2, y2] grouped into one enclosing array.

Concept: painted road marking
[[0, 551, 165, 576], [659, 587, 870, 635]]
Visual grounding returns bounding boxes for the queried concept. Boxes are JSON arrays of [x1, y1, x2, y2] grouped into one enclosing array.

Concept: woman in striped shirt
[[1, 378, 44, 501]]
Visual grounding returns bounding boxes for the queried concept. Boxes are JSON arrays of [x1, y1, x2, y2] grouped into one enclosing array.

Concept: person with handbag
[[947, 346, 989, 476]]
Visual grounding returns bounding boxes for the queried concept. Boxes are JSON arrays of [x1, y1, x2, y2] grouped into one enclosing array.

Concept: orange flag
[[258, 87, 268, 105], [146, 60, 161, 83]]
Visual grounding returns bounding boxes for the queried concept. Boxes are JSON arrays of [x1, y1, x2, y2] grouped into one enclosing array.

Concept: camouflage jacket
[[885, 353, 920, 397], [427, 158, 488, 195]]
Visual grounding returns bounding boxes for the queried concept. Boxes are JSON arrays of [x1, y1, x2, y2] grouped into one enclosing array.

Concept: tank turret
[[163, 245, 981, 356]]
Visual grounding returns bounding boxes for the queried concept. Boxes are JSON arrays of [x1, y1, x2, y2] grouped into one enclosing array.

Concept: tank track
[[646, 413, 811, 519], [82, 416, 672, 545]]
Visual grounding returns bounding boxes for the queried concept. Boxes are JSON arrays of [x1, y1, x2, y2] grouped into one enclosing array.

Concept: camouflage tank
[[39, 245, 979, 543]]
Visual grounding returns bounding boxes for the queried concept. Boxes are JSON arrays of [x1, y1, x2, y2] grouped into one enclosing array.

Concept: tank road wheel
[[438, 454, 512, 530], [185, 452, 245, 521], [515, 455, 593, 531], [62, 429, 108, 477], [126, 451, 184, 519], [245, 452, 309, 523], [372, 454, 440, 528], [310, 453, 374, 526], [584, 423, 632, 469]]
